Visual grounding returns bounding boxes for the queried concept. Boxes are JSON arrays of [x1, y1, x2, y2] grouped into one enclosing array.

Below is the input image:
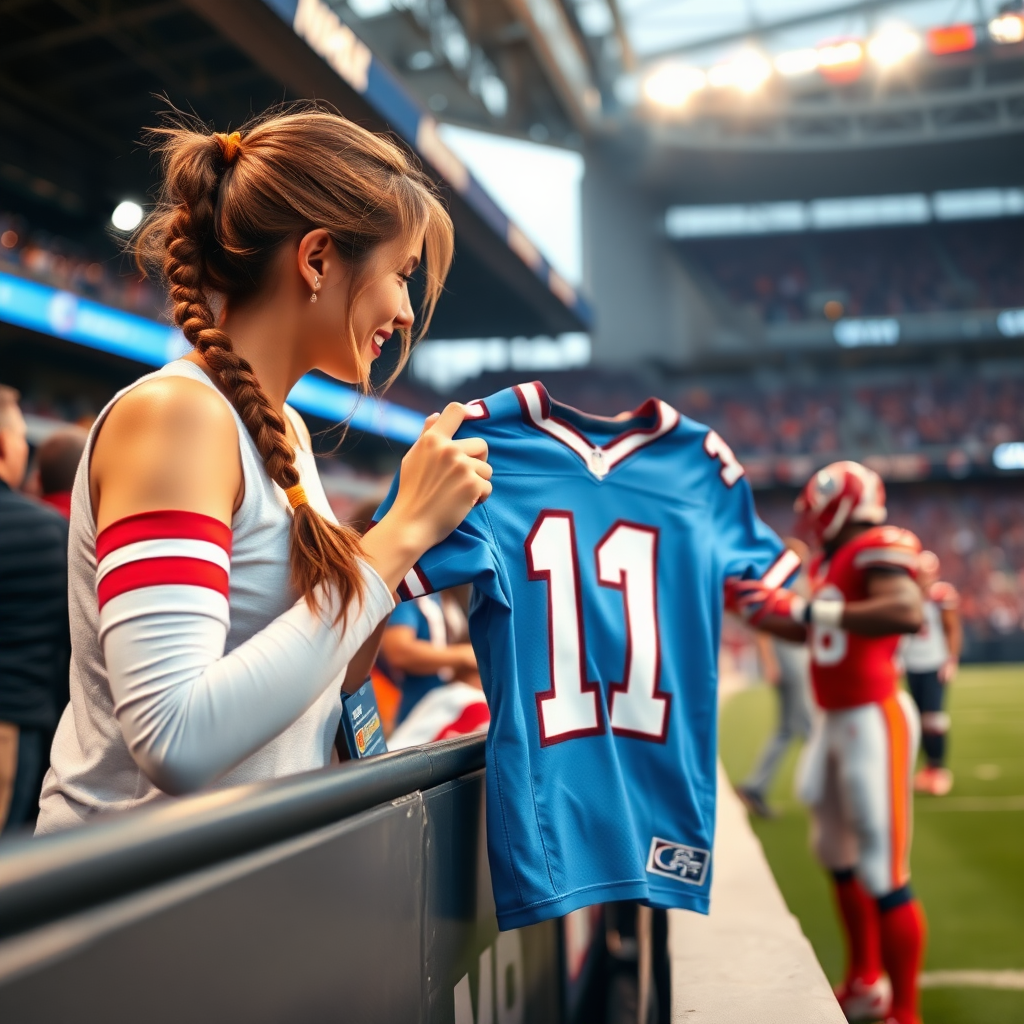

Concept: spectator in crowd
[[379, 591, 479, 724], [32, 426, 88, 518], [0, 385, 70, 834]]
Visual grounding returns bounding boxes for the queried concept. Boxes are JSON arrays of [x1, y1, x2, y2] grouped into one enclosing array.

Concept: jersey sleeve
[[851, 526, 921, 576], [373, 473, 503, 604], [710, 464, 800, 590]]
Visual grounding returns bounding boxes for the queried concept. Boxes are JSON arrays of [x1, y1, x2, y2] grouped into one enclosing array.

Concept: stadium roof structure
[[334, 0, 1024, 200], [0, 0, 591, 341]]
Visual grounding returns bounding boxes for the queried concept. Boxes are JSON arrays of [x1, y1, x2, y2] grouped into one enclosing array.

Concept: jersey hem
[[496, 879, 649, 931], [643, 888, 711, 915]]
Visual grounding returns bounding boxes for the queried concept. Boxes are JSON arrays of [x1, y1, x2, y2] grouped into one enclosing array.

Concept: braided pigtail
[[137, 125, 365, 623]]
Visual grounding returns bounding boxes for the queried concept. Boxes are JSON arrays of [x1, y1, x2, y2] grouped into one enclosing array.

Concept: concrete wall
[[581, 149, 762, 371]]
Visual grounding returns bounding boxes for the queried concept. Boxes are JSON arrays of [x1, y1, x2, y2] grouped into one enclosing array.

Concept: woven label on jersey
[[646, 837, 711, 886]]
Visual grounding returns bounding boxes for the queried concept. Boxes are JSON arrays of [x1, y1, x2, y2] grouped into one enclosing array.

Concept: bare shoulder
[[92, 376, 241, 530], [99, 375, 237, 445]]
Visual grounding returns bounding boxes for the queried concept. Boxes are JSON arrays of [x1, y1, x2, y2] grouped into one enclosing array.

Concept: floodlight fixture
[[989, 12, 1024, 43], [926, 24, 976, 54], [708, 51, 772, 92], [111, 200, 143, 232], [642, 63, 707, 107], [774, 49, 819, 77], [868, 27, 921, 68], [816, 39, 865, 82]]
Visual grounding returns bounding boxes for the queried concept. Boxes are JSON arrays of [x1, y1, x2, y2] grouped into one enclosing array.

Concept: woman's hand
[[362, 403, 492, 592]]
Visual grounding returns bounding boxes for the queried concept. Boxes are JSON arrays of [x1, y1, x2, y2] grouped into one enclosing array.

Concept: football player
[[901, 551, 961, 796], [727, 462, 926, 1024]]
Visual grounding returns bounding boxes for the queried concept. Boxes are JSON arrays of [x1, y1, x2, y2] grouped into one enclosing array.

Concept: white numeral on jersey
[[597, 523, 669, 740], [526, 512, 667, 746], [704, 430, 745, 487], [810, 583, 848, 666], [526, 512, 602, 744]]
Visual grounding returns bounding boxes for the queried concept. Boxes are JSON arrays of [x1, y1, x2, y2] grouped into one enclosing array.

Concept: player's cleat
[[834, 974, 892, 1022], [734, 785, 775, 819], [914, 766, 953, 796]]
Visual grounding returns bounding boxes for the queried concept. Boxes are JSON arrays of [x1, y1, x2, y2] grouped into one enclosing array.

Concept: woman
[[36, 106, 491, 833]]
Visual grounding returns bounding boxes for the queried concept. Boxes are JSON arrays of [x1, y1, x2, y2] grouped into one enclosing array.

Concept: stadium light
[[774, 49, 819, 77], [926, 24, 976, 55], [989, 12, 1024, 43], [110, 201, 143, 232], [642, 63, 706, 107], [708, 51, 772, 93], [867, 27, 921, 68], [816, 40, 865, 83]]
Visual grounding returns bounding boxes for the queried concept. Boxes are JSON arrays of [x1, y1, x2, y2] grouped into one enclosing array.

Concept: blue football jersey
[[375, 382, 797, 930]]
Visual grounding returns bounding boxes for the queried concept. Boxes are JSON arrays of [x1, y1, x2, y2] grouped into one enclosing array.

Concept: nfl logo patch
[[646, 837, 711, 886]]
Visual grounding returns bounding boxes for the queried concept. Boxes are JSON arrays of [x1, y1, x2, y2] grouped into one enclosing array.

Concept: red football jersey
[[808, 525, 921, 710]]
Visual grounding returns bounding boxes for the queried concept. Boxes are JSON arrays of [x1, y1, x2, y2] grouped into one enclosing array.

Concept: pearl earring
[[310, 275, 319, 303]]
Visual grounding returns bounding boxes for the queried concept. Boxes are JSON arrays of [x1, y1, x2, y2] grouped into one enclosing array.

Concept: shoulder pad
[[850, 526, 921, 574]]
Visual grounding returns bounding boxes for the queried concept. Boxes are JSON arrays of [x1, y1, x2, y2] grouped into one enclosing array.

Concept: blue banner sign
[[0, 271, 425, 443]]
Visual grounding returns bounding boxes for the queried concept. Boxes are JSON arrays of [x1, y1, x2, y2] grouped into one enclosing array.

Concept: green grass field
[[719, 664, 1024, 1024]]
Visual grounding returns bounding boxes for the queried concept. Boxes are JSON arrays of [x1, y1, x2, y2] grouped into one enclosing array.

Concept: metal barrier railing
[[0, 734, 484, 940]]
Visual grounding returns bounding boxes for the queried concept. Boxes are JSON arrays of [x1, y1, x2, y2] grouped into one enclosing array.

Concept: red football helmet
[[794, 461, 887, 543]]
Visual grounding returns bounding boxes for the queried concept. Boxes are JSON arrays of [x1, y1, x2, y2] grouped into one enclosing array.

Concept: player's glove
[[724, 578, 807, 626]]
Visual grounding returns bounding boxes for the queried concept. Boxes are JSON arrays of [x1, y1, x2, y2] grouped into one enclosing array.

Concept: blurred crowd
[[469, 366, 1024, 462], [0, 211, 164, 319], [681, 371, 1024, 458], [683, 221, 1024, 323]]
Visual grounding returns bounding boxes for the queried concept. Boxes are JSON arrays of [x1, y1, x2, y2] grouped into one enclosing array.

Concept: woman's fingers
[[470, 457, 494, 481], [454, 436, 489, 460], [427, 402, 467, 441], [418, 411, 441, 436]]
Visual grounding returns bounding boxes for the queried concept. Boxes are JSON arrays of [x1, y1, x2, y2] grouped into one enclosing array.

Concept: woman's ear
[[296, 228, 334, 293]]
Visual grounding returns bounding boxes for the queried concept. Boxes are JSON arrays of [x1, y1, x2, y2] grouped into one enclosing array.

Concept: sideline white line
[[915, 795, 1024, 812], [921, 970, 1024, 990]]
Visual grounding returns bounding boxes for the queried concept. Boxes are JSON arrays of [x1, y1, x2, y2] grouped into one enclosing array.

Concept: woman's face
[[314, 229, 424, 384]]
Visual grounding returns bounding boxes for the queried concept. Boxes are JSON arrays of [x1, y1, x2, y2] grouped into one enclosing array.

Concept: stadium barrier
[[0, 736, 573, 1024]]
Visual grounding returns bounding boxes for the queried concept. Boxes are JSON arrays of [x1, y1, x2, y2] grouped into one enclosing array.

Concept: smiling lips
[[371, 329, 391, 358]]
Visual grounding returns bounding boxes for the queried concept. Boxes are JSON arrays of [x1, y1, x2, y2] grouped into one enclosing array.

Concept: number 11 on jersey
[[525, 511, 670, 746]]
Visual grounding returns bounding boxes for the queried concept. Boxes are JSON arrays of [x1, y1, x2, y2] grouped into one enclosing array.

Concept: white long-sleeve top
[[37, 361, 393, 833]]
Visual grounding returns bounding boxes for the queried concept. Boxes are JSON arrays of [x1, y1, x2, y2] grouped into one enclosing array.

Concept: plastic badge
[[340, 680, 388, 759]]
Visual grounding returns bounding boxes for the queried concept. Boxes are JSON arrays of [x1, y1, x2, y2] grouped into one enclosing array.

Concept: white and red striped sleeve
[[97, 510, 394, 796], [96, 510, 232, 638]]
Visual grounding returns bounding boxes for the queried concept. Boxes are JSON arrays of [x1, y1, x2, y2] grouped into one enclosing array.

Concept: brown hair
[[135, 104, 454, 621]]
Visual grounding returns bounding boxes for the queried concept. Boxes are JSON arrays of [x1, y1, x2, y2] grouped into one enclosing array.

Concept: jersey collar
[[514, 381, 681, 480]]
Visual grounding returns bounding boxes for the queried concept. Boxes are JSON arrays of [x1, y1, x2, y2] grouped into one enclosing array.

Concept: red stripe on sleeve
[[97, 511, 232, 563], [97, 557, 230, 609], [413, 565, 434, 595]]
